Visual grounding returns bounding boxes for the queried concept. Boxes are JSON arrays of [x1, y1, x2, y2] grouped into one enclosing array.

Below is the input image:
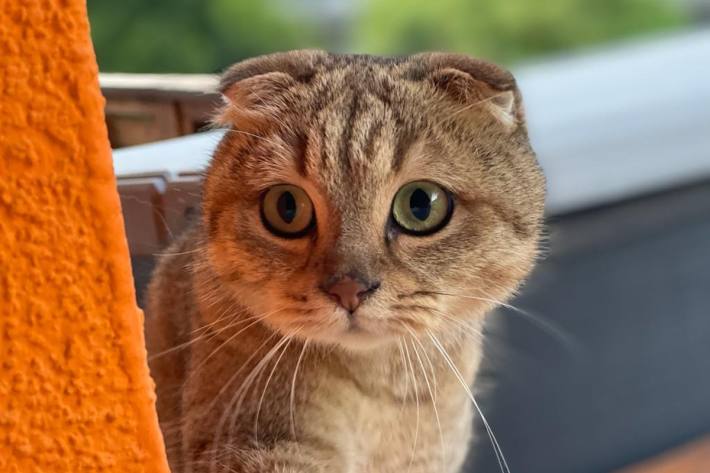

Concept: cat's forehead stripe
[[294, 131, 309, 178], [338, 92, 360, 174], [308, 86, 407, 181], [362, 115, 384, 165], [390, 127, 416, 173]]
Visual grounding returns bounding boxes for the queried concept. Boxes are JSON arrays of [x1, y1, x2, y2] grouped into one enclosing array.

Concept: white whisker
[[434, 290, 577, 349], [201, 330, 279, 421], [254, 329, 301, 442], [289, 339, 310, 439], [405, 329, 446, 472], [427, 329, 510, 473], [189, 306, 288, 382], [397, 339, 411, 415], [402, 337, 421, 473], [210, 332, 292, 473]]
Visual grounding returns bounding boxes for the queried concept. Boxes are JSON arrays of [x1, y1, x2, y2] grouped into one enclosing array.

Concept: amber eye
[[391, 181, 453, 235], [261, 185, 315, 238]]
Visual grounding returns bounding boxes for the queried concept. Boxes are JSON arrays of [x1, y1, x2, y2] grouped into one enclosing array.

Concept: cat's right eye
[[260, 184, 315, 238]]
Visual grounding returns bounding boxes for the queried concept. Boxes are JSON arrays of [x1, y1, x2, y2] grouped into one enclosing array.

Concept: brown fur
[[146, 50, 545, 473]]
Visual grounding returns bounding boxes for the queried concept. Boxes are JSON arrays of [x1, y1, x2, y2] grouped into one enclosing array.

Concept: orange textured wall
[[0, 1, 170, 472]]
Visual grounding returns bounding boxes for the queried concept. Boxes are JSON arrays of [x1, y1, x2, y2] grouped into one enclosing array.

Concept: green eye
[[391, 181, 453, 235], [261, 185, 315, 238]]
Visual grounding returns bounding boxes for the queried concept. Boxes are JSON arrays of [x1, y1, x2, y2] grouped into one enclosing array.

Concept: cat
[[145, 50, 545, 473]]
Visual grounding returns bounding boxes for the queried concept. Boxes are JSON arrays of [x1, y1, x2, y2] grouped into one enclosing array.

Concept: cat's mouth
[[317, 306, 404, 349], [344, 315, 366, 333], [331, 305, 371, 335], [258, 293, 408, 350]]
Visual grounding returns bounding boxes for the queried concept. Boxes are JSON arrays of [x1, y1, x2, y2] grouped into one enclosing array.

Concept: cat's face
[[202, 51, 545, 350]]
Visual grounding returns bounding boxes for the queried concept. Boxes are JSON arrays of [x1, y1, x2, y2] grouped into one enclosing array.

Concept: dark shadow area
[[467, 180, 710, 472]]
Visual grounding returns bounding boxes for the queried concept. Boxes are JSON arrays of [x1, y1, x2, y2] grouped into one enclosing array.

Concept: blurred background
[[96, 1, 710, 472], [88, 0, 710, 73], [90, 0, 695, 73]]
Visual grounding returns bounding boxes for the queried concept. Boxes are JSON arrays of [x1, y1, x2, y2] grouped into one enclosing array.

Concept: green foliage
[[88, 0, 687, 73], [88, 0, 320, 73], [352, 0, 687, 65]]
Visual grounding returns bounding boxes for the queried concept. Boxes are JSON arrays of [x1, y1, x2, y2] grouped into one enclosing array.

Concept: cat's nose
[[323, 275, 380, 313]]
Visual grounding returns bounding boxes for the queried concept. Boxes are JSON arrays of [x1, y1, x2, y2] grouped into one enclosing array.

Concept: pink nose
[[324, 276, 379, 312]]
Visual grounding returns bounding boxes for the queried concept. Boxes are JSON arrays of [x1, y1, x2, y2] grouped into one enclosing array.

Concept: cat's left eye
[[261, 184, 315, 238], [391, 181, 453, 235]]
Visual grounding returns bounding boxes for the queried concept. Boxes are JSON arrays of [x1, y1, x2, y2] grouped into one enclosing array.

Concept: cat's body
[[146, 51, 545, 473]]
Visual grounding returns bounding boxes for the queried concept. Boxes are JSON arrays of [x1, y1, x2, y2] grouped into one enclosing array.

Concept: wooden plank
[[101, 73, 221, 148], [616, 437, 710, 473], [100, 72, 218, 98], [162, 175, 202, 238], [176, 97, 220, 135], [118, 177, 169, 256], [105, 99, 182, 147]]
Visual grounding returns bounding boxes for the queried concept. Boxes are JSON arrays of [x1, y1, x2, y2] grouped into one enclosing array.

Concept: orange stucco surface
[[0, 1, 170, 471]]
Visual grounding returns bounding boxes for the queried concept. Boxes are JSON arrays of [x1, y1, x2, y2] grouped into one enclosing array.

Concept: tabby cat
[[146, 50, 545, 473]]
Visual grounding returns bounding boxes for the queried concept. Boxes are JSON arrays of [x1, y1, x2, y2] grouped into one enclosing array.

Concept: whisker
[[223, 128, 283, 148], [428, 307, 485, 340], [150, 305, 276, 361], [154, 247, 203, 257], [432, 290, 577, 349], [148, 316, 243, 361], [254, 329, 301, 442], [121, 194, 175, 240], [413, 334, 439, 404], [405, 328, 446, 472], [426, 330, 510, 473], [247, 89, 292, 131], [402, 337, 420, 473], [201, 330, 279, 420], [227, 332, 294, 435], [189, 308, 241, 336], [448, 91, 512, 119], [189, 307, 288, 382], [396, 290, 439, 300], [289, 339, 310, 439], [210, 332, 292, 473], [397, 339, 411, 414], [190, 307, 270, 341]]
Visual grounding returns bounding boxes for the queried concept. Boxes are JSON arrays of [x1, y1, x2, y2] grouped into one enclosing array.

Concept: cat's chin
[[301, 326, 400, 352]]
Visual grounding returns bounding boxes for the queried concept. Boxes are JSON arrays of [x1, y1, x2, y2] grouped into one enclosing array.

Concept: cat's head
[[201, 50, 545, 350]]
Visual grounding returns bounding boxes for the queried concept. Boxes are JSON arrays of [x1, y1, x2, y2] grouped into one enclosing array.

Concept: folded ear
[[216, 50, 326, 127], [411, 53, 523, 128]]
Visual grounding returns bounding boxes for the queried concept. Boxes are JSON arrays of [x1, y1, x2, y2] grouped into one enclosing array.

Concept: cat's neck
[[328, 326, 482, 397]]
